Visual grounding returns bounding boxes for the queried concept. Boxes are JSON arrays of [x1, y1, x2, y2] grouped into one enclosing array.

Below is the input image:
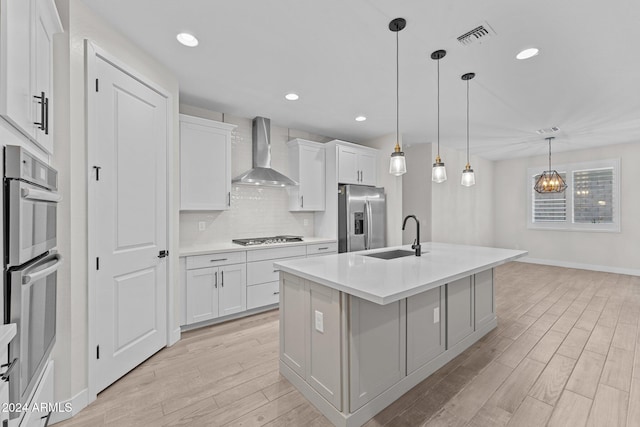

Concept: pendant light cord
[[466, 79, 470, 164], [437, 58, 440, 157], [548, 138, 552, 171], [396, 30, 400, 148]]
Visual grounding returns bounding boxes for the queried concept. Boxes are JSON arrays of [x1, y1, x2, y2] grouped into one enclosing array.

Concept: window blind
[[533, 173, 567, 222], [573, 168, 614, 224]]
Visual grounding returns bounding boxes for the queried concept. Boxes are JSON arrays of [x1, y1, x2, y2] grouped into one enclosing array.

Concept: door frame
[[85, 40, 175, 402]]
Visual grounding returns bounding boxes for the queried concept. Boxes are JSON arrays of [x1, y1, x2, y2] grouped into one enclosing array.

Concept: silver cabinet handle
[[301, 195, 304, 208], [214, 271, 218, 288], [317, 247, 329, 250], [228, 192, 231, 206], [210, 258, 227, 262], [221, 271, 224, 287], [273, 291, 280, 295]]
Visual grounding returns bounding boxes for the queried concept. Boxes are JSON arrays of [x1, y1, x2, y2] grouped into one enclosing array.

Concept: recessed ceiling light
[[285, 93, 299, 101], [355, 116, 367, 122], [516, 48, 539, 60], [176, 33, 199, 47]]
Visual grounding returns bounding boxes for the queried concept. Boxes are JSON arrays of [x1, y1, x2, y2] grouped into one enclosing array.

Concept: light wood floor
[[56, 263, 640, 427]]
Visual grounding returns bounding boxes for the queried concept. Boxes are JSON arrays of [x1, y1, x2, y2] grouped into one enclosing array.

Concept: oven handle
[[22, 253, 63, 285], [21, 187, 63, 203]]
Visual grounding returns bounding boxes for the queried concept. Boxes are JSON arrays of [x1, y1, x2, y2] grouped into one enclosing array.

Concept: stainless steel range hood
[[232, 117, 298, 187]]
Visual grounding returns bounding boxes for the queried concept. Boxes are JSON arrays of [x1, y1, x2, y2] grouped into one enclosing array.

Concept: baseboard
[[180, 304, 278, 332], [49, 388, 88, 425], [517, 257, 640, 277], [169, 327, 181, 346]]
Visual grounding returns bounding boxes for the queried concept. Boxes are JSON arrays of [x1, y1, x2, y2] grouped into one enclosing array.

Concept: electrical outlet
[[315, 310, 324, 333], [198, 221, 206, 231], [433, 307, 440, 324], [303, 218, 309, 226]]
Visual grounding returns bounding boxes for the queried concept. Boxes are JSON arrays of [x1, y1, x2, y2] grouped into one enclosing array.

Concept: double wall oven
[[4, 145, 61, 421]]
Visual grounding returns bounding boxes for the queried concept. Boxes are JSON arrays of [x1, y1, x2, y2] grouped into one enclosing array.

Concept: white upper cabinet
[[287, 139, 326, 211], [179, 114, 237, 211], [0, 0, 62, 153], [336, 141, 377, 186]]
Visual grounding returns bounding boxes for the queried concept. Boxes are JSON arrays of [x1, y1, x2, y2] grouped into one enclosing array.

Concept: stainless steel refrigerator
[[338, 184, 386, 253]]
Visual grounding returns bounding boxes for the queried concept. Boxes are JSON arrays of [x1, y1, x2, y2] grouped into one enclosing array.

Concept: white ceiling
[[81, 0, 640, 160]]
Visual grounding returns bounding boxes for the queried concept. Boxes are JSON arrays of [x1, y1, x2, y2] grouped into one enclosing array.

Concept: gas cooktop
[[232, 235, 304, 246]]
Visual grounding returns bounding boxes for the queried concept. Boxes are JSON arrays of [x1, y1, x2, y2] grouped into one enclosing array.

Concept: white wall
[[431, 145, 495, 247], [53, 0, 180, 405], [361, 134, 403, 246], [402, 143, 432, 244], [178, 105, 332, 246], [494, 141, 640, 274]]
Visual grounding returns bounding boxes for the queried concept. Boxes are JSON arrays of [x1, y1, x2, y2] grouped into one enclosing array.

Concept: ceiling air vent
[[457, 22, 496, 46], [535, 126, 561, 135]]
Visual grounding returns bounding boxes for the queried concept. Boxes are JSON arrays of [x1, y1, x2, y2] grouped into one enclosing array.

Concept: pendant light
[[388, 18, 407, 176], [461, 72, 476, 187], [534, 137, 567, 193], [431, 50, 447, 183]]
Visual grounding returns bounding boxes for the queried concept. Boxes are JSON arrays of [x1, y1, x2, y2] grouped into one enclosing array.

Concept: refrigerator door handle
[[365, 200, 373, 250]]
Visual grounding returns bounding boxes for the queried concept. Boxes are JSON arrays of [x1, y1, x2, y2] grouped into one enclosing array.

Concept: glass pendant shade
[[461, 164, 475, 187], [432, 156, 447, 183], [534, 170, 567, 193], [389, 150, 407, 176]]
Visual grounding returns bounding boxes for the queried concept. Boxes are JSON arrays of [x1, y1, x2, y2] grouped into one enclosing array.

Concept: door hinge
[[96, 345, 100, 359], [95, 78, 99, 92], [96, 257, 100, 270], [93, 166, 101, 181]]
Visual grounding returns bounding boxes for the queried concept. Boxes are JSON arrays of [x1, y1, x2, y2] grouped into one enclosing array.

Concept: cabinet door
[[298, 145, 325, 210], [357, 151, 377, 186], [280, 273, 307, 377], [219, 264, 247, 316], [0, 0, 36, 141], [337, 145, 358, 184], [349, 297, 406, 412], [407, 287, 446, 373], [475, 269, 495, 328], [180, 120, 230, 210], [186, 267, 218, 324], [32, 0, 58, 153], [447, 276, 474, 349]]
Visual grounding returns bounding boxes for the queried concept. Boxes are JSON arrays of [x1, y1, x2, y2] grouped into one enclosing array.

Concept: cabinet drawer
[[186, 251, 246, 269], [306, 242, 338, 256], [246, 245, 306, 262], [247, 256, 304, 286], [247, 281, 280, 310]]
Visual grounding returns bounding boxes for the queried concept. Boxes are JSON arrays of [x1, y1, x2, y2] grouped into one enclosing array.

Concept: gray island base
[[275, 242, 527, 427]]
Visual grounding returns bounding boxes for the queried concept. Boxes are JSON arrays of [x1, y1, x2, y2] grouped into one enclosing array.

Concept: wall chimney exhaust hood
[[232, 117, 298, 187]]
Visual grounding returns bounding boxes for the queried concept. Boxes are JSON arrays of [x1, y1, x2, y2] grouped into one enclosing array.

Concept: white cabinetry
[[337, 143, 377, 186], [184, 251, 246, 324], [287, 139, 325, 211], [0, 0, 62, 153], [179, 114, 236, 210]]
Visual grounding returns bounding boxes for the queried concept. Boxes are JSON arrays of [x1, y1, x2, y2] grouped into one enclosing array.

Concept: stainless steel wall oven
[[4, 145, 61, 420]]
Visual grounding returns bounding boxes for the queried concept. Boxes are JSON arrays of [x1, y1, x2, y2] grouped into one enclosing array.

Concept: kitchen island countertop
[[275, 242, 527, 305]]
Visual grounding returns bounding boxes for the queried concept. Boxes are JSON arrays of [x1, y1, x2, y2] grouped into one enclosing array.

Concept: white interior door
[[92, 55, 168, 394]]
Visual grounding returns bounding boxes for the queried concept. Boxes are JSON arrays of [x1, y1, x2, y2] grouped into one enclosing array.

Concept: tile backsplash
[[179, 104, 332, 247]]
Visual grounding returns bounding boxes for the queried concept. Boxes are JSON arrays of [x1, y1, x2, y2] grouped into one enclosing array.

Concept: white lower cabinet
[[185, 257, 246, 324], [247, 281, 280, 310], [19, 361, 54, 427]]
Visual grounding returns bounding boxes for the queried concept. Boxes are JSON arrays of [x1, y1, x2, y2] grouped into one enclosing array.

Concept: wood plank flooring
[[56, 263, 640, 427]]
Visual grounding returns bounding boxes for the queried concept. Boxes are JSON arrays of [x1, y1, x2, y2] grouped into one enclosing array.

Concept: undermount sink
[[364, 249, 418, 260]]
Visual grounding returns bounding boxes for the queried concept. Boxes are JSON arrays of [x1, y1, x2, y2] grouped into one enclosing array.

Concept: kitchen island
[[274, 242, 527, 427]]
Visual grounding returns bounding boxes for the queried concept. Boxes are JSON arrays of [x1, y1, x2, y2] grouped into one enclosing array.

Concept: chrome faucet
[[402, 215, 421, 256]]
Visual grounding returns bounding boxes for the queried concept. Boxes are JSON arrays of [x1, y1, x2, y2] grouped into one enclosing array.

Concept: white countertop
[[0, 323, 16, 348], [274, 242, 527, 305], [180, 237, 337, 257]]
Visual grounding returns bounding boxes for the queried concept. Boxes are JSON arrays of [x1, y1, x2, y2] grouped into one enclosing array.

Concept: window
[[527, 159, 620, 232]]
